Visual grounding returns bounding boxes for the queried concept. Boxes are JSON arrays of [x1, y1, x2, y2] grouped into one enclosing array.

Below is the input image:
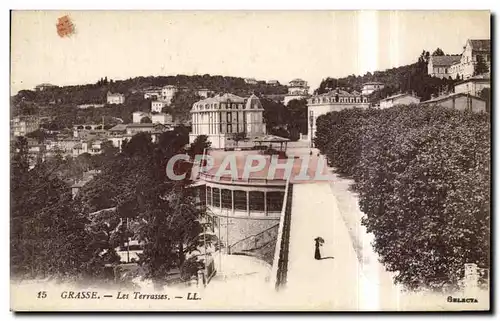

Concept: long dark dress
[[314, 239, 321, 260]]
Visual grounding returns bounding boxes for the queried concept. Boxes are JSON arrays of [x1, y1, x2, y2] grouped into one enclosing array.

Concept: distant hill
[[11, 74, 288, 129], [315, 51, 459, 101], [12, 74, 287, 107]]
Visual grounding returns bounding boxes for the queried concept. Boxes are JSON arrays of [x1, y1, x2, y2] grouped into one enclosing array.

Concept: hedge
[[315, 104, 490, 290]]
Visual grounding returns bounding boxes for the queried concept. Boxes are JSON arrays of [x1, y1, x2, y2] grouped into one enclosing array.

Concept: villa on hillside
[[107, 91, 125, 104], [307, 88, 369, 145], [428, 39, 491, 80], [283, 78, 310, 105], [34, 83, 58, 91], [361, 82, 384, 96]]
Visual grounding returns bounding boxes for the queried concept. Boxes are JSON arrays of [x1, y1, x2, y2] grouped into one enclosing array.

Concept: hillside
[[315, 51, 459, 101], [11, 74, 288, 129]]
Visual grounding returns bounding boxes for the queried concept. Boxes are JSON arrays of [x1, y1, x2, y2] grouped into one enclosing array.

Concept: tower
[[244, 94, 265, 136]]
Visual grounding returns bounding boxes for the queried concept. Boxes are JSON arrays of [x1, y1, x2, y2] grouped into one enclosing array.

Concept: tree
[[188, 135, 211, 159], [479, 88, 491, 113], [76, 128, 211, 288], [140, 116, 152, 123], [260, 97, 288, 133], [26, 129, 49, 144], [474, 55, 489, 76], [432, 48, 445, 56], [315, 105, 490, 291], [285, 99, 308, 140], [232, 132, 247, 147], [11, 155, 103, 280], [169, 90, 201, 124], [369, 86, 398, 106]]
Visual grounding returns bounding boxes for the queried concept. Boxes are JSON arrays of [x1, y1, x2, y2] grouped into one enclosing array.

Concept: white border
[[2, 1, 498, 320]]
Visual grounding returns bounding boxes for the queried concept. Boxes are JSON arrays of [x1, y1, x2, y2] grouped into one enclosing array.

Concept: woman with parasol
[[314, 237, 324, 260]]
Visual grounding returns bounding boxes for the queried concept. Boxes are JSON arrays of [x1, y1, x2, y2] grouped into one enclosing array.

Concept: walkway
[[282, 182, 361, 310]]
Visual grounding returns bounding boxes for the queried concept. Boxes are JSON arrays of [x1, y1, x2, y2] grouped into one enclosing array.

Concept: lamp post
[[309, 111, 314, 148]]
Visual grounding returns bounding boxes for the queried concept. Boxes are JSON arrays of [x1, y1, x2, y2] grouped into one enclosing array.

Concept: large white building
[[428, 39, 491, 80], [283, 78, 309, 105], [307, 88, 369, 145], [189, 93, 266, 149]]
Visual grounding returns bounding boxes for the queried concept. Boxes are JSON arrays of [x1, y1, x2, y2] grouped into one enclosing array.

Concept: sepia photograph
[[9, 9, 491, 312]]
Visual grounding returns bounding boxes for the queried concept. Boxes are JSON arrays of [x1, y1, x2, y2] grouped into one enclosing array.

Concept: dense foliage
[[315, 50, 458, 101], [11, 128, 214, 286], [260, 97, 308, 140], [76, 129, 213, 286], [11, 74, 287, 128], [315, 105, 490, 290], [10, 137, 111, 280]]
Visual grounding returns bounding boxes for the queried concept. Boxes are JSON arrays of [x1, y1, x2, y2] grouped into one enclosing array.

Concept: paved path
[[282, 182, 362, 310]]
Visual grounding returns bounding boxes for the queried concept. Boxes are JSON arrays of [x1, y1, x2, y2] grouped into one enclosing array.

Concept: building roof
[[380, 93, 419, 102], [455, 72, 491, 85], [126, 123, 163, 128], [107, 91, 124, 96], [430, 55, 461, 66], [109, 124, 128, 131], [318, 88, 359, 97], [151, 112, 171, 117], [362, 81, 384, 86], [195, 93, 246, 105], [421, 92, 485, 105], [35, 83, 57, 88], [244, 94, 264, 110], [468, 39, 491, 52], [251, 134, 290, 143]]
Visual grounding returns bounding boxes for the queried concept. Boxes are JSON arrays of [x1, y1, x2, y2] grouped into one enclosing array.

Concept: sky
[[10, 10, 490, 95]]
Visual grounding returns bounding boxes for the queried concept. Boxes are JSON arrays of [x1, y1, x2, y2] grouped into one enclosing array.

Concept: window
[[234, 190, 247, 211], [227, 112, 232, 122], [206, 186, 212, 206], [198, 186, 206, 206], [221, 189, 232, 209], [212, 188, 220, 207], [266, 192, 285, 212], [249, 191, 265, 212]]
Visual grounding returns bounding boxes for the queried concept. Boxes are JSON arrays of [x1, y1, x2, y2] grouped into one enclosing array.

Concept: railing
[[199, 172, 287, 186], [228, 224, 279, 256], [270, 179, 294, 291]]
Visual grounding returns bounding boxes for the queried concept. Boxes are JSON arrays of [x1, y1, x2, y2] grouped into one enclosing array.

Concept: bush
[[315, 104, 490, 290]]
